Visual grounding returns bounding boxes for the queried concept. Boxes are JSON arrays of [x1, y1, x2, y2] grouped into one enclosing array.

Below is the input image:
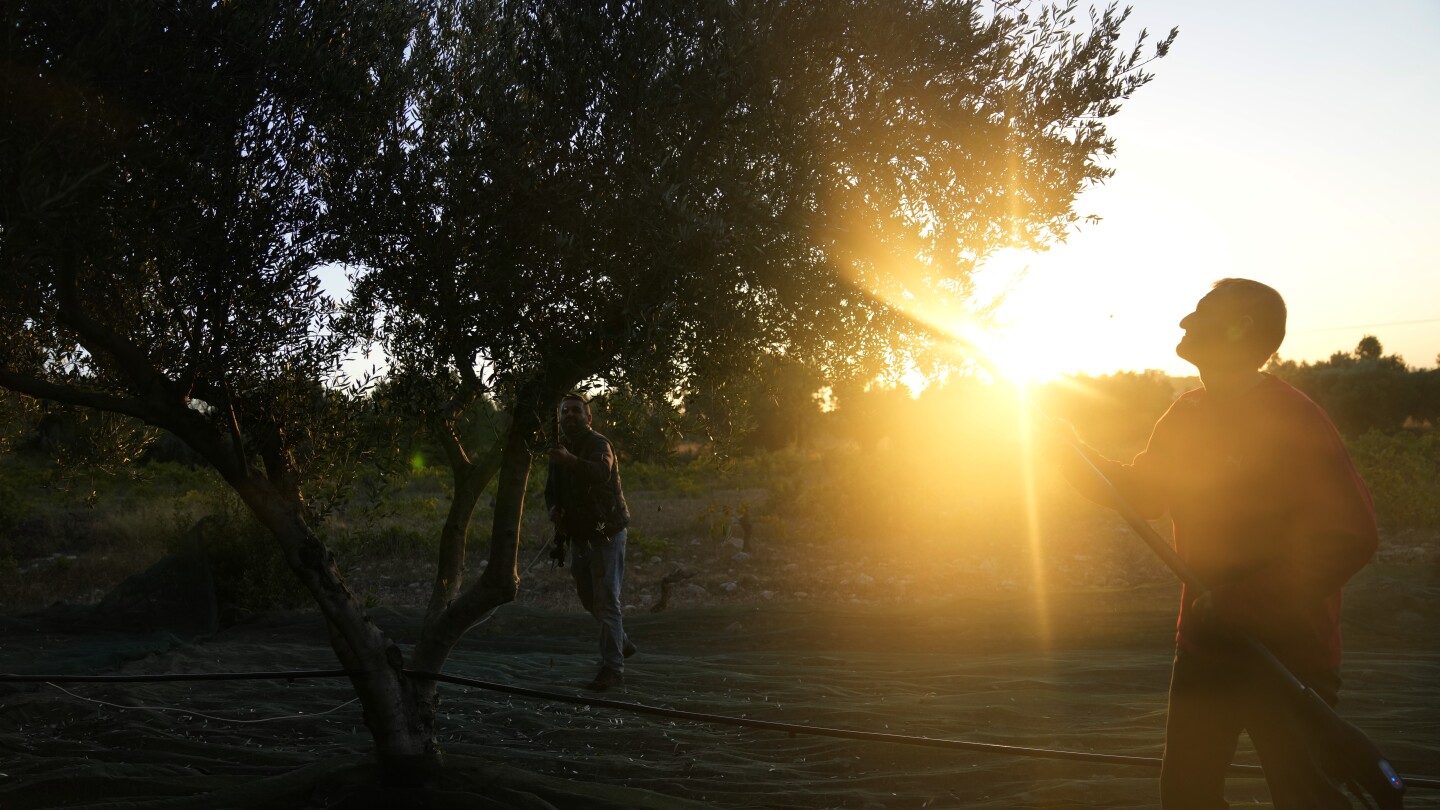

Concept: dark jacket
[[544, 427, 630, 541]]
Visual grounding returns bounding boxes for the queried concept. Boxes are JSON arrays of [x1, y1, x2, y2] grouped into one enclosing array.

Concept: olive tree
[[0, 0, 438, 778], [2, 0, 1172, 784], [327, 0, 1172, 768]]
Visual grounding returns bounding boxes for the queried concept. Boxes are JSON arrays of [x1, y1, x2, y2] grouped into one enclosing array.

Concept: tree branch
[[53, 257, 178, 408], [0, 368, 153, 423]]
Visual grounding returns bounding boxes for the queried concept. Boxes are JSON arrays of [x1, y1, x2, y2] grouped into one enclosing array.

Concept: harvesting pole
[[948, 333, 1406, 809]]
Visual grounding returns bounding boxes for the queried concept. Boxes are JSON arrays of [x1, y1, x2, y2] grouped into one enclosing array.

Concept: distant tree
[[1416, 367, 1440, 428], [1268, 336, 1420, 435], [686, 354, 829, 454], [830, 379, 917, 452], [590, 389, 684, 464], [1038, 370, 1177, 452], [744, 357, 829, 452], [1356, 335, 1384, 362]]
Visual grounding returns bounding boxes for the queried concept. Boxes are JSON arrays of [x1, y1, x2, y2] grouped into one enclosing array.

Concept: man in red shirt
[[1057, 278, 1378, 809]]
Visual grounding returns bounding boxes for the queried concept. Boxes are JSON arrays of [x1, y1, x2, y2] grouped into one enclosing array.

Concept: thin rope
[[411, 669, 1440, 790], [0, 669, 352, 683], [406, 669, 1233, 773], [4, 668, 1436, 789], [44, 681, 359, 725], [1293, 316, 1440, 333]]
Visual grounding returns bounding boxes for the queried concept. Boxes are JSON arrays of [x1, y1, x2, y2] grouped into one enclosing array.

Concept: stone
[[95, 515, 220, 640]]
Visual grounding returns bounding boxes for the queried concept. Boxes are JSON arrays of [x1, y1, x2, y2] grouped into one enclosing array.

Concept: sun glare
[[840, 242, 1074, 385], [838, 241, 1058, 642]]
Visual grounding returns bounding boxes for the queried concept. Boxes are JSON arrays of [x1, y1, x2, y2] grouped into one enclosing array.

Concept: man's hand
[[1031, 412, 1080, 461], [1188, 590, 1231, 637], [549, 446, 579, 466]]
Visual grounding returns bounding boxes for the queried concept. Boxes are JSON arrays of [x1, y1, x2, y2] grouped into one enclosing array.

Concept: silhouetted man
[[1055, 279, 1378, 809], [545, 393, 634, 691]]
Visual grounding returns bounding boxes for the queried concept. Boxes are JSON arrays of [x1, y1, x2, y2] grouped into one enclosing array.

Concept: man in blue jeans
[[546, 392, 635, 691]]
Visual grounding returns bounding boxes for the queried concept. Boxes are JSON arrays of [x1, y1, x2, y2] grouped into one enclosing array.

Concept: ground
[[2, 504, 1438, 809]]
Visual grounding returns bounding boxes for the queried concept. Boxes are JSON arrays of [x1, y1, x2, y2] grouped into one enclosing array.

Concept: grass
[[2, 431, 1437, 617]]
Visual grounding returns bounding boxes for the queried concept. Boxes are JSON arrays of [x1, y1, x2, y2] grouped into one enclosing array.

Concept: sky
[[975, 0, 1440, 379], [324, 0, 1438, 383]]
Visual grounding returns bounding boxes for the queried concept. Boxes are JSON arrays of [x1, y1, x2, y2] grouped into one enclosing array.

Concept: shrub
[[328, 524, 438, 563], [1347, 431, 1440, 530], [627, 528, 670, 558], [167, 492, 308, 616]]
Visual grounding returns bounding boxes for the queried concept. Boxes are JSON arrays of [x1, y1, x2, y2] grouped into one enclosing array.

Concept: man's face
[[558, 399, 590, 434], [1176, 289, 1254, 370]]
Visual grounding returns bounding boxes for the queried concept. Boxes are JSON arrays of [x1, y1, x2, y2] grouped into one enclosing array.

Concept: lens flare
[[835, 229, 1059, 642]]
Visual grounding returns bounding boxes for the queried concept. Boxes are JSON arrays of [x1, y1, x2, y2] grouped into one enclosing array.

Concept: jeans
[[1160, 646, 1351, 810], [570, 528, 628, 672]]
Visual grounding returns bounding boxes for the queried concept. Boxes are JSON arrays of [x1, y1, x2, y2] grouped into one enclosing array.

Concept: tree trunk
[[231, 377, 565, 780], [231, 477, 441, 784], [412, 384, 547, 673]]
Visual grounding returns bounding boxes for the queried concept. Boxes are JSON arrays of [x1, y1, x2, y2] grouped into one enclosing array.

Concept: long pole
[[1060, 436, 1405, 808], [940, 333, 1405, 807]]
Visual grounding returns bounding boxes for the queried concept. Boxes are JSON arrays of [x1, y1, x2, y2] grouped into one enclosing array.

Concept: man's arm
[[550, 435, 613, 478], [1046, 414, 1171, 520]]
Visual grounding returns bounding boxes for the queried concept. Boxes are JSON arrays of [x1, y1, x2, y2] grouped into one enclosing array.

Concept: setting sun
[[844, 245, 1085, 386]]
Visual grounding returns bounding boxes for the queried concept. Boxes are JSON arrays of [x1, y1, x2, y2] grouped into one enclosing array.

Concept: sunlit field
[[3, 374, 1438, 808]]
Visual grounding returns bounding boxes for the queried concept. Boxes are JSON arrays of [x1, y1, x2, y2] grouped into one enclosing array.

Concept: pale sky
[[981, 0, 1440, 378], [324, 1, 1439, 382]]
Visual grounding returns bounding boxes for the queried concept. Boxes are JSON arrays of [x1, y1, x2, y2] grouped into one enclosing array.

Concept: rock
[[731, 551, 752, 563], [761, 590, 776, 600], [719, 581, 739, 593], [95, 516, 220, 640], [649, 556, 663, 566], [856, 573, 874, 587], [726, 621, 744, 633]]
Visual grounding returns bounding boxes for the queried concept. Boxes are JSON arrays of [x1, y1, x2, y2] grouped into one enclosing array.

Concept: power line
[[1293, 317, 1440, 334]]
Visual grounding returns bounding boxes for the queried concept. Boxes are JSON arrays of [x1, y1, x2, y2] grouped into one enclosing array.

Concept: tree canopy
[[335, 0, 1175, 406], [1, 0, 1174, 782], [1, 1, 414, 487]]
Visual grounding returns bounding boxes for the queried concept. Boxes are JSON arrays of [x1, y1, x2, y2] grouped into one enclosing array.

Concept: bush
[[166, 492, 309, 616], [1346, 431, 1440, 530], [627, 528, 670, 558], [328, 524, 438, 563]]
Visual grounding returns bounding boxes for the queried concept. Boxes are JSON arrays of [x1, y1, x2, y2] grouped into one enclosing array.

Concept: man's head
[[558, 393, 592, 436], [1176, 278, 1287, 372]]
